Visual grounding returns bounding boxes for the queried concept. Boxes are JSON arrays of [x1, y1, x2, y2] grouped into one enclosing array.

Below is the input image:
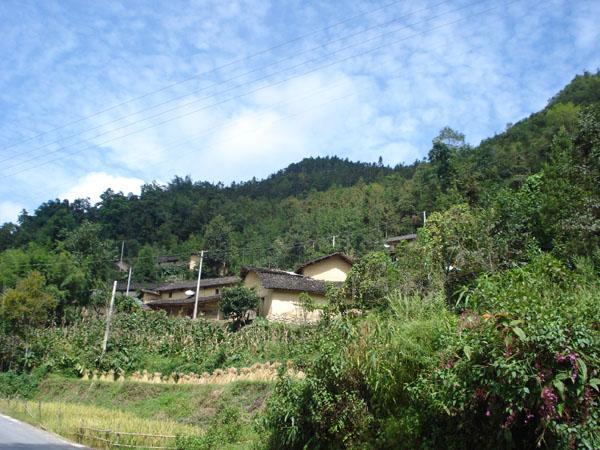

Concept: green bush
[[0, 309, 321, 376], [262, 294, 454, 449], [411, 254, 600, 449], [176, 403, 242, 449], [263, 255, 599, 449], [0, 368, 47, 398], [219, 285, 259, 328]]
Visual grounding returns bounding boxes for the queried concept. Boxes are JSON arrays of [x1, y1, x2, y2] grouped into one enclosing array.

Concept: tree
[[136, 245, 158, 281], [219, 286, 259, 328], [343, 252, 399, 309], [0, 223, 17, 252], [61, 221, 117, 284], [203, 215, 235, 276], [428, 127, 465, 192], [0, 271, 58, 332]]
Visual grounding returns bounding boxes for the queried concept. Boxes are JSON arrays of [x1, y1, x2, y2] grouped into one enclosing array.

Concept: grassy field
[[0, 375, 273, 449]]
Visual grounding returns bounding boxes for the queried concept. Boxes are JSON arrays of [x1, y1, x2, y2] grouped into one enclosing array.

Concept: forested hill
[[227, 155, 397, 199], [1, 71, 599, 286]]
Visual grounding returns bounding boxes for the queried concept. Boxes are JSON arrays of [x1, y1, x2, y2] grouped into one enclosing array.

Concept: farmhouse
[[384, 233, 417, 252], [242, 252, 353, 322], [141, 276, 240, 318], [295, 252, 353, 281]]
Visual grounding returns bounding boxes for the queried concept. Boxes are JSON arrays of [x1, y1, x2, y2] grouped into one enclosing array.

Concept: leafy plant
[[219, 286, 259, 328]]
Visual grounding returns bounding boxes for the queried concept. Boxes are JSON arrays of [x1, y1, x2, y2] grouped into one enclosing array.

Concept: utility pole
[[332, 235, 337, 249], [423, 211, 427, 226], [192, 250, 205, 320], [125, 266, 133, 296], [119, 241, 125, 263], [101, 281, 118, 356]]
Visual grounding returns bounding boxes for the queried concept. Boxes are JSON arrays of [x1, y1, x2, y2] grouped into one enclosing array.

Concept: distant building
[[242, 252, 353, 323], [384, 233, 417, 252], [295, 252, 353, 281], [141, 276, 240, 319]]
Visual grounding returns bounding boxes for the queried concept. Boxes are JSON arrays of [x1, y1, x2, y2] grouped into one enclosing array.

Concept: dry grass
[[82, 361, 305, 386], [0, 398, 202, 449]]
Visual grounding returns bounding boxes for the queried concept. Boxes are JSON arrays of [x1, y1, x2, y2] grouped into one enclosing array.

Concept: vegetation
[[261, 255, 600, 449], [0, 72, 599, 448], [219, 286, 260, 328], [0, 376, 270, 449], [0, 309, 323, 375]]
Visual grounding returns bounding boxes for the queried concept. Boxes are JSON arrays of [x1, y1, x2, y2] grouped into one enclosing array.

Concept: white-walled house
[[242, 252, 353, 322]]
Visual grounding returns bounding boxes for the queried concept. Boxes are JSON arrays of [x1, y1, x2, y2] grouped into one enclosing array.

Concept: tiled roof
[[295, 252, 354, 273], [155, 276, 240, 292], [115, 281, 158, 292], [385, 233, 417, 243], [242, 267, 340, 295]]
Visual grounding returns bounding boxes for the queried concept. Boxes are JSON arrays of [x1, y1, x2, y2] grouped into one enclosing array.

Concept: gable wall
[[300, 255, 352, 282]]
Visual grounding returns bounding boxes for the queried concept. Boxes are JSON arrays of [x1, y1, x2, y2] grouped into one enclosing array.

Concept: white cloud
[[60, 172, 144, 203], [0, 0, 598, 215], [0, 201, 23, 224]]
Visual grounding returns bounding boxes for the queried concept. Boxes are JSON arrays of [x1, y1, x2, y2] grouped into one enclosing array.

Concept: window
[[215, 288, 220, 294], [169, 292, 172, 298]]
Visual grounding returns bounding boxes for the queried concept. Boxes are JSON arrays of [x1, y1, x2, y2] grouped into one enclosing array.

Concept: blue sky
[[0, 0, 598, 224]]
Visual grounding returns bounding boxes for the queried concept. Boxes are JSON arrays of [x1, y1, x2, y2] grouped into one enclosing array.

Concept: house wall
[[300, 255, 352, 282], [243, 271, 328, 323], [243, 272, 270, 317], [148, 300, 221, 319], [265, 290, 327, 323]]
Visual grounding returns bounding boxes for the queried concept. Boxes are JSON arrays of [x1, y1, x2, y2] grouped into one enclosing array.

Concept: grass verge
[[0, 375, 273, 449]]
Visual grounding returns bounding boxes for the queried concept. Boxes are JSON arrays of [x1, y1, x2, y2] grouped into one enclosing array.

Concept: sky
[[0, 0, 598, 224]]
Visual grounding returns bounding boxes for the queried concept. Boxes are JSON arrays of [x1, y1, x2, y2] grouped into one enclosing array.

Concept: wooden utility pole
[[102, 281, 118, 356], [192, 251, 205, 320]]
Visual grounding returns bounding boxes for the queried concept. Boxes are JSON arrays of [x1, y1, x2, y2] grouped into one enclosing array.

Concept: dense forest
[[0, 71, 599, 449], [1, 72, 599, 294]]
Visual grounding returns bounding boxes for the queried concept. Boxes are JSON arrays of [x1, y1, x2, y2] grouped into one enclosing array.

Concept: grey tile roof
[[155, 276, 240, 292], [242, 267, 340, 295], [295, 252, 354, 273], [385, 233, 417, 243], [115, 281, 158, 292]]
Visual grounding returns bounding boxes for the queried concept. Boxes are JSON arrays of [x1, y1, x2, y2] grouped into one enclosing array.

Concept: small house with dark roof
[[141, 276, 240, 318], [241, 252, 353, 323], [384, 233, 417, 252]]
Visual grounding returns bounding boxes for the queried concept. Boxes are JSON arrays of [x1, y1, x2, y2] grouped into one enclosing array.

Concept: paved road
[[0, 414, 87, 449]]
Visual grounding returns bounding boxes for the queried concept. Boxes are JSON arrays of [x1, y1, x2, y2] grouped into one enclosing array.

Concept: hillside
[[0, 71, 599, 294], [1, 71, 599, 449]]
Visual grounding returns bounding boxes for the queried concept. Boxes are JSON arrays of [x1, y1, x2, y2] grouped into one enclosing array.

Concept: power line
[[2, 224, 400, 271], [0, 0, 473, 168], [2, 0, 509, 177], [0, 0, 434, 156], [2, 0, 534, 204]]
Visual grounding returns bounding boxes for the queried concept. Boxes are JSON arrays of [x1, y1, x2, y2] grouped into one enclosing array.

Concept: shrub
[[342, 252, 400, 309], [219, 286, 259, 328], [262, 295, 455, 449], [176, 403, 242, 449], [0, 271, 58, 332], [411, 254, 600, 449]]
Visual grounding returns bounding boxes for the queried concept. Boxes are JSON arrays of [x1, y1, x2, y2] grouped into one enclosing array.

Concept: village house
[[242, 252, 353, 322], [384, 233, 417, 253], [140, 276, 240, 318]]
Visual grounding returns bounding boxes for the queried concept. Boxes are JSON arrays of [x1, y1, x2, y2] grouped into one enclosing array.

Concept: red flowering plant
[[409, 254, 600, 449]]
